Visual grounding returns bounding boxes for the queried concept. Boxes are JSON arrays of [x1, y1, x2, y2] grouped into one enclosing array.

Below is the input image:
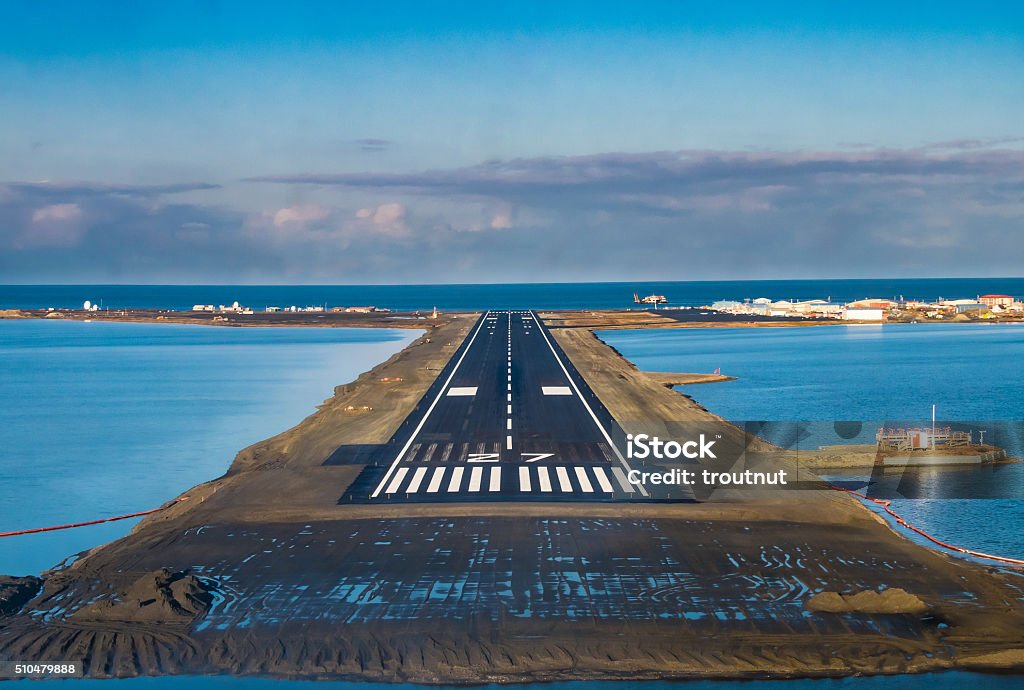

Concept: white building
[[843, 308, 884, 321]]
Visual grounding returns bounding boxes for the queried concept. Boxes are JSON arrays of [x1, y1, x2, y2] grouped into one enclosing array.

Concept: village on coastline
[[704, 292, 1022, 321]]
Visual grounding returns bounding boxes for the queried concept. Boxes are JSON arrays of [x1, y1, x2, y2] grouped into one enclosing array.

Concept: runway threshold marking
[[611, 467, 635, 493], [447, 387, 478, 396], [426, 467, 445, 493], [385, 467, 409, 495], [518, 466, 531, 491], [530, 310, 650, 498], [468, 467, 483, 492], [406, 467, 428, 493], [574, 466, 594, 493], [537, 467, 553, 492], [592, 467, 615, 492], [371, 311, 491, 498], [448, 467, 465, 492], [555, 467, 573, 492], [541, 386, 572, 396], [377, 465, 637, 497]]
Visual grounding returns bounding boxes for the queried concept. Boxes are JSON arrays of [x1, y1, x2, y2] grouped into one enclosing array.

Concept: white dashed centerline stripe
[[506, 418, 512, 430], [506, 435, 512, 450], [371, 311, 490, 498], [530, 310, 649, 498]]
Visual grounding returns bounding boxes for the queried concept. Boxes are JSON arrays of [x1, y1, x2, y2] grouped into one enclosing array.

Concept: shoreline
[[10, 306, 1024, 331], [1, 311, 1023, 681]]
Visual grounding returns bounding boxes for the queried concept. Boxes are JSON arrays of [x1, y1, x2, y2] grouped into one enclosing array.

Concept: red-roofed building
[[979, 294, 1014, 308]]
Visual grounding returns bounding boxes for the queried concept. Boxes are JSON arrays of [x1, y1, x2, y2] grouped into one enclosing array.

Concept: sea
[[599, 323, 1024, 561], [0, 320, 420, 575], [3, 277, 1024, 312], [2, 283, 1024, 688]]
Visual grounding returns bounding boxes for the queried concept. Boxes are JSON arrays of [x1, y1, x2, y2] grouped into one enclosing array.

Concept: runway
[[340, 310, 654, 502]]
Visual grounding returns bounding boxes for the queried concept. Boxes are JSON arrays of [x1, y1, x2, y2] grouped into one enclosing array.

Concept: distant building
[[954, 302, 988, 314], [846, 298, 894, 310], [843, 308, 885, 321], [979, 294, 1014, 308], [192, 304, 214, 312]]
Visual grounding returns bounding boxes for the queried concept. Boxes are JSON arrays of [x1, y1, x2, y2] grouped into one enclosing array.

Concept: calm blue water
[[599, 323, 1024, 422], [0, 320, 420, 575], [599, 323, 1024, 560], [3, 278, 1024, 311]]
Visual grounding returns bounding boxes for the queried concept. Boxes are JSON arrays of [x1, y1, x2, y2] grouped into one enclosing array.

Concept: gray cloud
[[3, 180, 221, 199], [3, 146, 1024, 283], [354, 138, 393, 153]]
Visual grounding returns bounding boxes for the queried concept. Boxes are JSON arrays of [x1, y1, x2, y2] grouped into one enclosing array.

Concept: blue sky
[[1, 2, 1023, 283]]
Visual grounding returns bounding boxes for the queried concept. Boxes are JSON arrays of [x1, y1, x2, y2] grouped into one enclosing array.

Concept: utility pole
[[931, 404, 936, 450]]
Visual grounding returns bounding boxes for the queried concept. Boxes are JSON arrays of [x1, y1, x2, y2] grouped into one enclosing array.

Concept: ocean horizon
[[3, 278, 1024, 312]]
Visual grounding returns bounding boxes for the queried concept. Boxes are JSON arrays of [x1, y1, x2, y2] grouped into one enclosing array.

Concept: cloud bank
[[3, 145, 1023, 283]]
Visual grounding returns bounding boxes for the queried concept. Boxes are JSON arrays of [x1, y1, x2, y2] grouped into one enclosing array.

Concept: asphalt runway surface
[[340, 311, 659, 502]]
